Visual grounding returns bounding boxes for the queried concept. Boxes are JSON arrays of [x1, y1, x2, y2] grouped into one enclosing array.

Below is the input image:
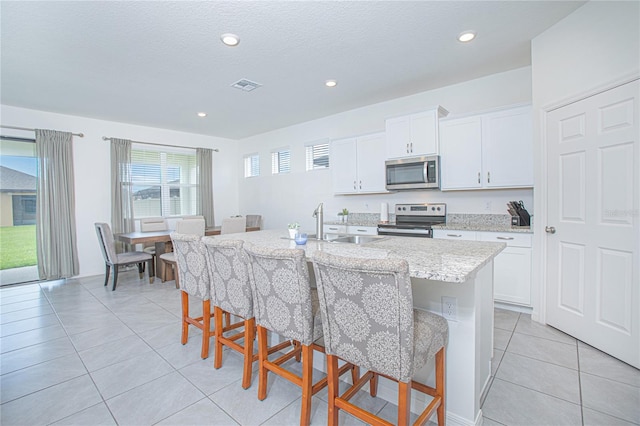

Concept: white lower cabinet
[[433, 229, 532, 306]]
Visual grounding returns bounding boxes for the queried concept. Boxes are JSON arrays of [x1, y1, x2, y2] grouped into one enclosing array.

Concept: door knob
[[545, 226, 556, 234]]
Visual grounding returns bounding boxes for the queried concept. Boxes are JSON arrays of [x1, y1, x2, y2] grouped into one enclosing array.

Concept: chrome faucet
[[313, 203, 324, 240]]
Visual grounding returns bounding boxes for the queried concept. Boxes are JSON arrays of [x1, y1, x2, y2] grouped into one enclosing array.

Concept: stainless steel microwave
[[385, 155, 440, 190]]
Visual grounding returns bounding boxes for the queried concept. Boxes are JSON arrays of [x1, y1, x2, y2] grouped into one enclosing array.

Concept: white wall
[[530, 1, 640, 320], [238, 67, 534, 232], [0, 105, 238, 278]]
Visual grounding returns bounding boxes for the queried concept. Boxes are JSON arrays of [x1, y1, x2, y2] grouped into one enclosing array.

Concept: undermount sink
[[329, 235, 385, 244]]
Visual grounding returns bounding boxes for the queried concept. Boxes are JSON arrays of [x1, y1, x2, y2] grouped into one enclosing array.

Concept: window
[[305, 141, 329, 171], [130, 144, 198, 218], [244, 153, 260, 177], [271, 148, 291, 174]]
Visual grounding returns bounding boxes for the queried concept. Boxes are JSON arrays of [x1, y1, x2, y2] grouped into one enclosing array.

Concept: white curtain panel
[[35, 129, 79, 279], [196, 148, 215, 227], [110, 138, 134, 252]]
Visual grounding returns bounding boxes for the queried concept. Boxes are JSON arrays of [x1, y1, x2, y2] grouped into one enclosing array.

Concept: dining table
[[115, 225, 260, 278]]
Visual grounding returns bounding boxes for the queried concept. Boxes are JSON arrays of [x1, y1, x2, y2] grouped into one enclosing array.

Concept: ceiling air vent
[[231, 79, 262, 92]]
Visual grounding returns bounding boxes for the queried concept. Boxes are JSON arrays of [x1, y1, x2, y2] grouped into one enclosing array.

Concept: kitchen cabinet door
[[492, 247, 532, 306], [330, 133, 387, 194], [356, 132, 386, 193], [482, 106, 533, 188], [440, 105, 533, 190], [330, 137, 358, 194], [386, 107, 448, 159], [346, 225, 378, 235], [440, 116, 483, 190], [478, 232, 532, 306], [432, 229, 477, 240]]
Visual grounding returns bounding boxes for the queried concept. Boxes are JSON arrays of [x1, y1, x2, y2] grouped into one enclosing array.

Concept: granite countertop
[[210, 229, 505, 283], [324, 220, 381, 227]]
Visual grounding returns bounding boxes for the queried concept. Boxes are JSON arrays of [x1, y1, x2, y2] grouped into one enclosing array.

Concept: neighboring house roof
[[0, 165, 36, 193]]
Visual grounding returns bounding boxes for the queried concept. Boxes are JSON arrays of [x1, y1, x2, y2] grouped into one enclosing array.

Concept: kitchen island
[[211, 229, 505, 426]]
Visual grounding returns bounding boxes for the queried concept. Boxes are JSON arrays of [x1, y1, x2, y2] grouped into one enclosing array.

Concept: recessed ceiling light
[[197, 112, 207, 117], [221, 33, 240, 47], [325, 79, 338, 88], [458, 31, 476, 43]]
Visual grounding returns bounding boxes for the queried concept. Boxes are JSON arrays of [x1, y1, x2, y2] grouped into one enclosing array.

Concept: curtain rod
[[0, 125, 84, 137], [102, 136, 219, 152]]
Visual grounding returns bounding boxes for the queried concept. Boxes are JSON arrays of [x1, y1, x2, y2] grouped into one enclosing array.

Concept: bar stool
[[202, 238, 291, 389], [312, 251, 449, 426], [171, 232, 215, 359], [244, 244, 358, 426]]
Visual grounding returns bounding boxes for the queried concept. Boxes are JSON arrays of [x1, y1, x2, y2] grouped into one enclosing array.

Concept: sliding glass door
[[0, 138, 39, 285]]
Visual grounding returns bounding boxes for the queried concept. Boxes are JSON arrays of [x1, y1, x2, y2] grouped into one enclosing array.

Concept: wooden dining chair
[[221, 216, 247, 234], [312, 251, 449, 426], [94, 222, 154, 291], [159, 218, 205, 285]]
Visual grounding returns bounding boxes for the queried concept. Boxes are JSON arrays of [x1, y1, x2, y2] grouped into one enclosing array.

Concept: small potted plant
[[288, 222, 300, 239], [337, 208, 349, 223]]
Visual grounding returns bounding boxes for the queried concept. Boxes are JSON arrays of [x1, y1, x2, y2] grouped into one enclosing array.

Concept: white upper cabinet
[[440, 105, 533, 190], [440, 116, 483, 189], [482, 106, 533, 188], [331, 132, 387, 194], [386, 106, 449, 158]]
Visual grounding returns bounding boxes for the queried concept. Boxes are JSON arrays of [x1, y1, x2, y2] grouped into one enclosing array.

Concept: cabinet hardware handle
[[497, 236, 514, 240], [353, 181, 357, 190], [359, 180, 362, 189], [545, 226, 556, 234], [477, 172, 481, 184], [357, 229, 367, 233], [410, 142, 413, 153], [447, 234, 462, 237], [406, 143, 409, 153], [328, 227, 338, 231], [487, 172, 490, 183]]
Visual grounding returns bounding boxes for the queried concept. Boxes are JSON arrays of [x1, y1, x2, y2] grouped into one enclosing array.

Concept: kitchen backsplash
[[329, 212, 534, 228], [446, 213, 512, 227]]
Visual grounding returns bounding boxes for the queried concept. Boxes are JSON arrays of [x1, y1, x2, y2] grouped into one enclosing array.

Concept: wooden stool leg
[[327, 354, 340, 426], [201, 300, 211, 359], [257, 326, 269, 401], [436, 347, 446, 426], [370, 372, 378, 397], [398, 381, 411, 426], [242, 318, 256, 389], [181, 291, 189, 345], [214, 306, 224, 369], [300, 344, 313, 426]]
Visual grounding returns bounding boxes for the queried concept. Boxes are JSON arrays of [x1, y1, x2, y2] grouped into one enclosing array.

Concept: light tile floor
[[1, 271, 638, 425]]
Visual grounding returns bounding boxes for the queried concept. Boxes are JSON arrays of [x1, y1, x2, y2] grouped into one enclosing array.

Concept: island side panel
[[404, 261, 494, 426]]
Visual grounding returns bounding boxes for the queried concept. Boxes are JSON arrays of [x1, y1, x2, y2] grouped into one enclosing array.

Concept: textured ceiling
[[1, 1, 585, 140]]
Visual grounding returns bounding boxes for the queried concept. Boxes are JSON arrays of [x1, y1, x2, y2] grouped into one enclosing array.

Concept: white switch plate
[[441, 296, 457, 321]]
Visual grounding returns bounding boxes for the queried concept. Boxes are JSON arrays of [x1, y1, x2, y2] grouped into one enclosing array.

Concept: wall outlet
[[441, 296, 458, 321]]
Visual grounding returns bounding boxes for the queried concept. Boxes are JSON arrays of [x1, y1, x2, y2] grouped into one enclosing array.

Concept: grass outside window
[[0, 225, 37, 269]]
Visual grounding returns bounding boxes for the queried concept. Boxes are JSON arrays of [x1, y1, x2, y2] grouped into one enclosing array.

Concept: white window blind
[[305, 142, 329, 171], [130, 144, 198, 218], [244, 153, 260, 177], [271, 149, 291, 174]]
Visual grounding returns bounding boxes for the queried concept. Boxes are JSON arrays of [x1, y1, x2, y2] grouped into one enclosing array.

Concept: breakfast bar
[[212, 229, 505, 426]]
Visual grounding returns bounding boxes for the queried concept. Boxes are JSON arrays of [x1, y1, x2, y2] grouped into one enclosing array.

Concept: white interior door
[[545, 79, 639, 368]]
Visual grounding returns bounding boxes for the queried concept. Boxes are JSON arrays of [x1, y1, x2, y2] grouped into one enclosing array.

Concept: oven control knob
[[431, 207, 435, 211], [437, 207, 441, 211]]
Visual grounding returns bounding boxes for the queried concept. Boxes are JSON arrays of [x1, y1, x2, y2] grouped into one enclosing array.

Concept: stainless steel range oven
[[377, 203, 446, 238]]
